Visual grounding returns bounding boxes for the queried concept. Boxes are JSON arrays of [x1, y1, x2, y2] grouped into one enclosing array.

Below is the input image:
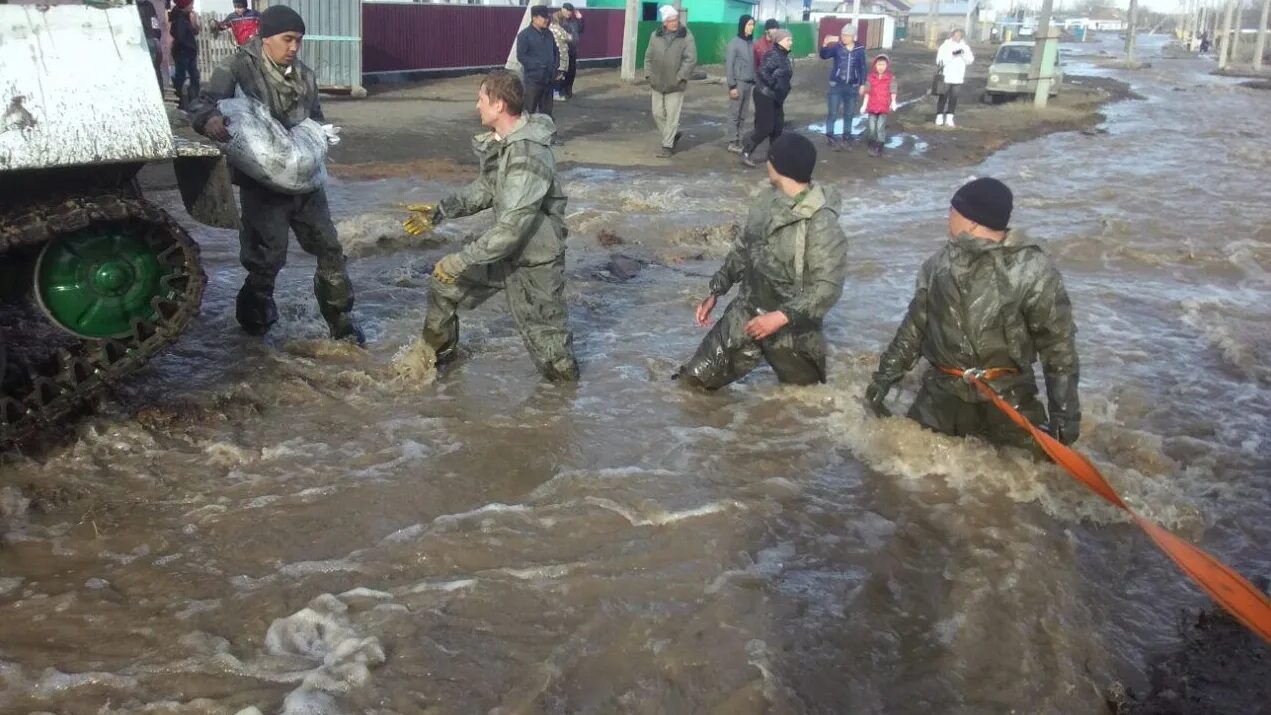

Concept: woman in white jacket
[[934, 29, 973, 127]]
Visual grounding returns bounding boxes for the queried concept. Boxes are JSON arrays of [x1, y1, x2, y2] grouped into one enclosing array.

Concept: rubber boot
[[235, 276, 278, 336], [314, 265, 363, 344]]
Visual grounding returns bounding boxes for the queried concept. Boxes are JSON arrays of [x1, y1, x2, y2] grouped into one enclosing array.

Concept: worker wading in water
[[866, 177, 1081, 456], [191, 6, 364, 343], [404, 70, 579, 382], [678, 133, 848, 389]]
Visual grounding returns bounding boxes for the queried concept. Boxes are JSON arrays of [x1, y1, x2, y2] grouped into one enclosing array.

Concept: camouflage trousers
[[678, 298, 826, 390], [908, 371, 1048, 459], [422, 255, 579, 382]]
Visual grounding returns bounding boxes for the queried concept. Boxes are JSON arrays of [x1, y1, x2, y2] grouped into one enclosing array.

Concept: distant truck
[[1, 3, 237, 445], [982, 41, 1063, 103]]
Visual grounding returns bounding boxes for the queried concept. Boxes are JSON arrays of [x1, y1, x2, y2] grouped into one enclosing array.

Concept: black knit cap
[[531, 5, 552, 18], [951, 177, 1013, 230], [562, 2, 575, 10], [764, 18, 780, 30], [768, 133, 817, 183], [259, 6, 305, 38]]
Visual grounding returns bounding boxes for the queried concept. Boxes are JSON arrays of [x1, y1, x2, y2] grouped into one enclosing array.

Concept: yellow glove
[[432, 253, 467, 285], [403, 203, 440, 236]]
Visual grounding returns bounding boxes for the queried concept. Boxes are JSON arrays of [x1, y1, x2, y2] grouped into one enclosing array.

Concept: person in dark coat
[[753, 19, 779, 69], [741, 30, 794, 168], [216, 0, 261, 47], [818, 24, 867, 148], [168, 0, 201, 109], [131, 0, 164, 88], [560, 2, 585, 99], [517, 5, 561, 117], [188, 6, 364, 344]]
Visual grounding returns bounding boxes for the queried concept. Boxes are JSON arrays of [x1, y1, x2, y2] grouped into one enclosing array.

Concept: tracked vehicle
[[1, 3, 237, 445]]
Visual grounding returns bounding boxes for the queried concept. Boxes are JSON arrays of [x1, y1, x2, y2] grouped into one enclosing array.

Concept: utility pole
[[1031, 0, 1057, 107], [928, 0, 941, 49], [1125, 0, 1139, 63], [1232, 0, 1244, 61], [1218, 0, 1235, 68], [1255, 0, 1269, 70], [621, 0, 639, 82], [964, 0, 976, 37]]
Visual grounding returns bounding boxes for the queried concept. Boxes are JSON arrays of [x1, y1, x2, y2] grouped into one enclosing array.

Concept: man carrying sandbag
[[189, 6, 364, 344]]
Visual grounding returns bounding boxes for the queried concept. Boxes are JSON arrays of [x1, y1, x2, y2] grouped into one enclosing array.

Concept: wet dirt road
[[2, 37, 1269, 714]]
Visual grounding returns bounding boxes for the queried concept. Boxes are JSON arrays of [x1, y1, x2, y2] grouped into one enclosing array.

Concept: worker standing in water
[[677, 133, 848, 390], [403, 70, 579, 382], [190, 6, 365, 344], [865, 178, 1081, 455]]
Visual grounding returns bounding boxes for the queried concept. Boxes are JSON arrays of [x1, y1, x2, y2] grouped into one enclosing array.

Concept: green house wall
[[585, 0, 754, 25], [635, 20, 818, 68]]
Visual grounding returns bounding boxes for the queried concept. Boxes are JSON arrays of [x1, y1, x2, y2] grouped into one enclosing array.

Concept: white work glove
[[320, 123, 342, 146]]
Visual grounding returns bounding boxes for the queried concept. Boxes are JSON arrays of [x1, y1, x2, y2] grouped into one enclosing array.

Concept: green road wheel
[[34, 229, 178, 339]]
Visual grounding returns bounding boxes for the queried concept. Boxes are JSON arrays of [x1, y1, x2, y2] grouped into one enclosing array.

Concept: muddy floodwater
[[2, 38, 1269, 714]]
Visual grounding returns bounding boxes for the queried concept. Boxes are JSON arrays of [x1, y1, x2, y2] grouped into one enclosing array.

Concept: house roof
[[874, 0, 912, 13], [1089, 6, 1125, 20], [909, 1, 977, 16]]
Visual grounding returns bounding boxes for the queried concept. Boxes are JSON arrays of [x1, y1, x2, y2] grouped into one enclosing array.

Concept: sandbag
[[218, 94, 327, 194]]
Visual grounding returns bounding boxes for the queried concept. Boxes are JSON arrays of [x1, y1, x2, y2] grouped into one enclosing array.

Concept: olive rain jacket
[[645, 24, 698, 93], [438, 114, 568, 268]]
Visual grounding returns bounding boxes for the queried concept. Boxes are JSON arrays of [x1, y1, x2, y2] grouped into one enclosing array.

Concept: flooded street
[[2, 37, 1269, 713]]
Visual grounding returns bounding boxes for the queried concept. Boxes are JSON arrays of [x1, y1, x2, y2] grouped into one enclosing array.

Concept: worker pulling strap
[[937, 364, 1271, 646]]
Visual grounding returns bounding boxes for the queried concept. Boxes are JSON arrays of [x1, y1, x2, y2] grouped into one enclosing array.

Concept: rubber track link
[[0, 194, 205, 446]]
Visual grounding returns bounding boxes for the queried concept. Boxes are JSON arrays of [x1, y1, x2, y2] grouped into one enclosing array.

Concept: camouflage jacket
[[874, 229, 1080, 420], [709, 183, 848, 331], [439, 114, 568, 267]]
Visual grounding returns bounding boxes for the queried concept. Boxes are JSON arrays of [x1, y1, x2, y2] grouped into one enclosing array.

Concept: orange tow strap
[[938, 365, 1271, 645]]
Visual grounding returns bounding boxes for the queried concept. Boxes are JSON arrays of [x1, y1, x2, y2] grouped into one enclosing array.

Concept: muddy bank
[[1109, 603, 1271, 715], [322, 41, 1134, 183]]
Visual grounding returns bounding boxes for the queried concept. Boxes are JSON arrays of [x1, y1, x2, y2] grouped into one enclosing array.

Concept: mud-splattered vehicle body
[[1, 3, 237, 445]]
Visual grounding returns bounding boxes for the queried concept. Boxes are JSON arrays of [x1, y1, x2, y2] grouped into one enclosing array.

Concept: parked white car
[[983, 41, 1063, 103]]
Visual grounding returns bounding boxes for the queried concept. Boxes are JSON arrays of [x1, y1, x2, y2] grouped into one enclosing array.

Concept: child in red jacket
[[859, 54, 898, 157]]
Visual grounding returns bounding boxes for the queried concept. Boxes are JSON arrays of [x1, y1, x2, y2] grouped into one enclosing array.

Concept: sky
[[1005, 0, 1199, 14]]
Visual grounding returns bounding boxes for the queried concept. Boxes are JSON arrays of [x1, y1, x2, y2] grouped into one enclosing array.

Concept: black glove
[[1044, 373, 1081, 445], [864, 380, 895, 418]]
